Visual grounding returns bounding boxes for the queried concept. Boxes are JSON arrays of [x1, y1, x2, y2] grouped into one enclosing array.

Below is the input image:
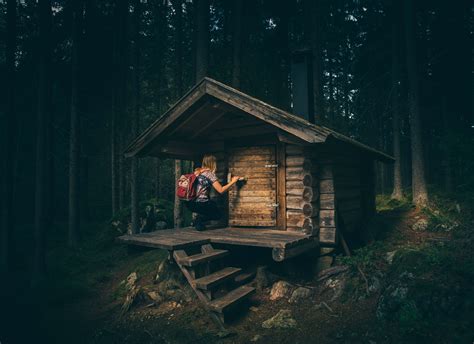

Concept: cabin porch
[[117, 227, 318, 262]]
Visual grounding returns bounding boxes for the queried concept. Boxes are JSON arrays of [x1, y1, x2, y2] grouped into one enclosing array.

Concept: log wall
[[285, 144, 319, 236]]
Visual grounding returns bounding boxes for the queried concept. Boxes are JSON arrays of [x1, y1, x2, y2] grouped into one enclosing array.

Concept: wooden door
[[228, 146, 277, 227]]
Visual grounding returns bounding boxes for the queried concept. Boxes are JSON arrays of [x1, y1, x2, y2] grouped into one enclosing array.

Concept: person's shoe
[[194, 217, 206, 231], [195, 222, 206, 231]]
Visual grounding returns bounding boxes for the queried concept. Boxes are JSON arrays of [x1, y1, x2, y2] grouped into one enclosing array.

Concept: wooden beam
[[189, 108, 229, 139], [272, 238, 318, 262], [166, 99, 213, 137]]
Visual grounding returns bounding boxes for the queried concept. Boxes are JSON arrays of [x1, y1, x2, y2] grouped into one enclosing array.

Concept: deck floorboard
[[117, 227, 312, 250]]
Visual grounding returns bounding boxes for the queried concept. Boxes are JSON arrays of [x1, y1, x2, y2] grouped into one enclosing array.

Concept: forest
[[0, 0, 473, 343]]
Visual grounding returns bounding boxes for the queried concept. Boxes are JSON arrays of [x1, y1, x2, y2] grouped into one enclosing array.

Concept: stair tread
[[194, 267, 242, 290], [208, 285, 255, 313], [177, 249, 229, 267]]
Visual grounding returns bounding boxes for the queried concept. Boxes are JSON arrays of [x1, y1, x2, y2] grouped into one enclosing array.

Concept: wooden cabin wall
[[332, 156, 363, 234], [318, 164, 337, 244], [317, 147, 374, 245], [285, 144, 319, 236], [210, 149, 228, 227]]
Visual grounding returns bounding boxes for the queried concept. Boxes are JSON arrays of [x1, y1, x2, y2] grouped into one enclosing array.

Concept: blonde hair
[[202, 154, 217, 173]]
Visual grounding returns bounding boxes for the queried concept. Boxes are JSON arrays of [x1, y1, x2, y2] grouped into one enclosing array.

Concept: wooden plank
[[208, 285, 255, 314], [228, 146, 275, 156], [229, 190, 276, 197], [320, 193, 335, 210], [319, 227, 337, 244], [117, 234, 210, 251], [228, 219, 275, 227], [229, 160, 278, 168], [229, 196, 274, 203], [194, 267, 242, 290], [320, 179, 334, 193], [229, 214, 276, 221], [319, 164, 334, 180], [285, 156, 313, 169], [319, 210, 336, 227], [177, 249, 229, 267], [229, 208, 275, 215], [285, 144, 305, 156], [229, 155, 275, 163]]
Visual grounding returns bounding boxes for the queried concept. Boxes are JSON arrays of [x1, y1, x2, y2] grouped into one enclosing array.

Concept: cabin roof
[[124, 77, 394, 162]]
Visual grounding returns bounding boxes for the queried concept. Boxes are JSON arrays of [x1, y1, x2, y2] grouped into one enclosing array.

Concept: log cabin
[[117, 74, 393, 322]]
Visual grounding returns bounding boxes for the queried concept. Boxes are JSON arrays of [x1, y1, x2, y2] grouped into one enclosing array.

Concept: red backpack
[[176, 171, 200, 201]]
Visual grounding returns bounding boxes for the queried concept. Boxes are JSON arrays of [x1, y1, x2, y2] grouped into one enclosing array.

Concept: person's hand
[[231, 176, 240, 183]]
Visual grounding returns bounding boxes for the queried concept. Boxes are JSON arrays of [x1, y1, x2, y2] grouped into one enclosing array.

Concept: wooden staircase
[[173, 244, 255, 324]]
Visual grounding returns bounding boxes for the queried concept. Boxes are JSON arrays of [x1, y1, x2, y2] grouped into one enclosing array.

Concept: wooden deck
[[117, 227, 318, 261]]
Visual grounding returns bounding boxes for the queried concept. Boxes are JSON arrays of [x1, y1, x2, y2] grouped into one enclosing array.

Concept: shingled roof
[[124, 77, 394, 162]]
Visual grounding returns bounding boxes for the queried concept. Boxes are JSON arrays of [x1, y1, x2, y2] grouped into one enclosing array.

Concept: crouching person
[[186, 154, 240, 231]]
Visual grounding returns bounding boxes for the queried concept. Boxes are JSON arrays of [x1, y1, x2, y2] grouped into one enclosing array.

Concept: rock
[[369, 277, 382, 293], [288, 287, 312, 303], [262, 309, 296, 329], [146, 291, 162, 303], [250, 306, 259, 312], [269, 281, 292, 301], [155, 221, 167, 230], [412, 218, 429, 231], [125, 272, 138, 290], [385, 251, 397, 264], [122, 285, 142, 313], [251, 335, 262, 342]]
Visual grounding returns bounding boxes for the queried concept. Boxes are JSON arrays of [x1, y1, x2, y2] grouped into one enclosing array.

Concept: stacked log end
[[285, 145, 319, 236]]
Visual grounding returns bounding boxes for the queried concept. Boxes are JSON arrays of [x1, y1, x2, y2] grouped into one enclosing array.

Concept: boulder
[[269, 281, 292, 301], [262, 309, 297, 329], [288, 287, 312, 303]]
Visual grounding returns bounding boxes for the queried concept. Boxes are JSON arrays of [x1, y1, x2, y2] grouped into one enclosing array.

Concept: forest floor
[[4, 192, 474, 344]]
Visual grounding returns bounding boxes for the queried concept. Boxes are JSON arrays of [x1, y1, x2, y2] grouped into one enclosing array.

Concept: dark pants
[[185, 200, 222, 225]]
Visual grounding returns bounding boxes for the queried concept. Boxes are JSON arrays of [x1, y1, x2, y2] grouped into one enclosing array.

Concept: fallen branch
[[321, 301, 333, 313], [356, 265, 370, 296], [317, 266, 349, 282]]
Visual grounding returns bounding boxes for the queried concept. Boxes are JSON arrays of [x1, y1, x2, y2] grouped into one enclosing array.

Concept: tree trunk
[[130, 0, 141, 234], [33, 0, 53, 284], [305, 0, 324, 123], [175, 0, 184, 96], [174, 160, 183, 228], [68, 0, 82, 247], [195, 0, 209, 81], [391, 0, 403, 200], [1, 0, 17, 273], [155, 158, 161, 199], [118, 135, 125, 211], [404, 0, 428, 206], [231, 0, 242, 88]]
